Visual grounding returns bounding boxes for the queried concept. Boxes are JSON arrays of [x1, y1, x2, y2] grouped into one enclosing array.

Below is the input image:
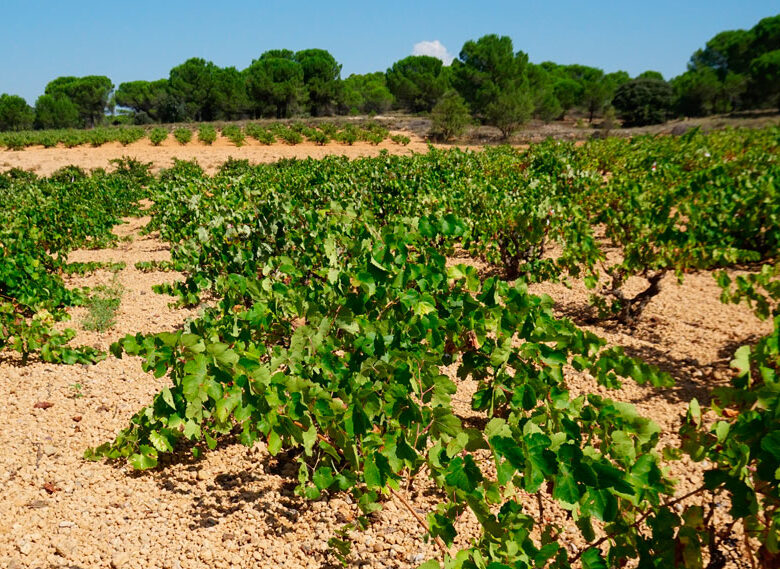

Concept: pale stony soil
[[0, 132, 436, 177], [0, 214, 769, 568]]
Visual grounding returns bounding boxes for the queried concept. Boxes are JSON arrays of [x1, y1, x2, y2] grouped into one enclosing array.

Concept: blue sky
[[1, 0, 777, 104]]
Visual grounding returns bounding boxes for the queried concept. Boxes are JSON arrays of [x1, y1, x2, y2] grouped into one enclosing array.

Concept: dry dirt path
[[0, 216, 768, 569]]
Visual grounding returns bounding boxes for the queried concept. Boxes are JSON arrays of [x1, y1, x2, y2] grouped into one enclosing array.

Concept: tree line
[[0, 14, 778, 136]]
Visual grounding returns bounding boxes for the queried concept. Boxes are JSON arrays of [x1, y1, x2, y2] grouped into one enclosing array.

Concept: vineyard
[[0, 121, 408, 152], [0, 127, 778, 569]]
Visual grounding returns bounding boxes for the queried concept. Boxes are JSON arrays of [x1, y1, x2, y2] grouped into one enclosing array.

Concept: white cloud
[[412, 40, 455, 65]]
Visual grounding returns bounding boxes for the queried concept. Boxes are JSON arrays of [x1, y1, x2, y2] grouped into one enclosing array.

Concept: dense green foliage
[[65, 127, 779, 567], [0, 159, 150, 363], [674, 15, 780, 114], [430, 91, 471, 141], [43, 75, 114, 127], [173, 127, 192, 145], [197, 124, 217, 145], [0, 93, 35, 131], [612, 79, 674, 126], [386, 56, 450, 113], [452, 35, 534, 137]]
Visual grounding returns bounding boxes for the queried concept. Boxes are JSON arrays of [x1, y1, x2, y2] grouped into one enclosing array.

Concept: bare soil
[[0, 133, 435, 177]]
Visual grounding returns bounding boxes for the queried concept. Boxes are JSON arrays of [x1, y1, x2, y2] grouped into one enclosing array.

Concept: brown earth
[[0, 132, 440, 177], [0, 145, 771, 568]]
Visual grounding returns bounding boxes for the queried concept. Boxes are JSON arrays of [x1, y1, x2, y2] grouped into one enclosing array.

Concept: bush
[[319, 123, 339, 137], [484, 90, 533, 139], [218, 157, 252, 176], [308, 129, 330, 145], [158, 158, 203, 182], [173, 128, 192, 145], [274, 125, 303, 145], [221, 125, 245, 147], [109, 157, 154, 185], [429, 91, 471, 142], [2, 133, 27, 151], [38, 132, 59, 148], [149, 127, 167, 146], [117, 127, 144, 146], [612, 78, 674, 127], [198, 124, 217, 145], [87, 128, 111, 147], [245, 123, 275, 145], [61, 130, 86, 148], [335, 126, 358, 145], [390, 134, 411, 145]]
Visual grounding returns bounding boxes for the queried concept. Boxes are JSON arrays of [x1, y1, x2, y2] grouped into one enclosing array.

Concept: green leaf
[[302, 424, 318, 456], [267, 431, 282, 455], [161, 387, 176, 410], [761, 431, 780, 460], [730, 345, 751, 376], [313, 467, 334, 490], [149, 430, 173, 453], [444, 455, 483, 493], [129, 445, 158, 470], [581, 547, 607, 569]]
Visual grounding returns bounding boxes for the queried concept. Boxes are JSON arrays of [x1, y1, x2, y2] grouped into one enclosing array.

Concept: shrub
[[87, 128, 111, 147], [38, 132, 60, 148], [197, 124, 217, 145], [173, 128, 192, 145], [218, 157, 252, 176], [318, 123, 339, 137], [429, 91, 471, 141], [158, 158, 203, 182], [221, 125, 245, 147], [274, 125, 303, 145], [245, 123, 275, 145], [308, 129, 330, 145], [149, 127, 168, 146], [117, 127, 144, 146], [335, 126, 358, 145], [390, 134, 411, 145], [62, 131, 84, 148], [612, 78, 674, 127], [50, 165, 87, 183], [2, 133, 27, 151], [109, 157, 154, 185]]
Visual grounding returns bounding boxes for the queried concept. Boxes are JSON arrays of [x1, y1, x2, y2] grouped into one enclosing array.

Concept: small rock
[[111, 552, 130, 568], [53, 538, 75, 557], [42, 445, 57, 457], [59, 520, 75, 528], [18, 542, 32, 556], [72, 415, 82, 422], [196, 470, 207, 481]]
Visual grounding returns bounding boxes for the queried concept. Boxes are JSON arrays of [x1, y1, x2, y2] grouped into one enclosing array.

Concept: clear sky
[[1, 0, 777, 104]]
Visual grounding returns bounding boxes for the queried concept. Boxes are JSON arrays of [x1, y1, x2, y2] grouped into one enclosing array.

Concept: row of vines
[[1, 126, 778, 568], [0, 121, 409, 151]]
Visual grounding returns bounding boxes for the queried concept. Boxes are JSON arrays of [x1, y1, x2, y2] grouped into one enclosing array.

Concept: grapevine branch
[[570, 484, 707, 563], [389, 487, 449, 557], [290, 420, 449, 556]]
